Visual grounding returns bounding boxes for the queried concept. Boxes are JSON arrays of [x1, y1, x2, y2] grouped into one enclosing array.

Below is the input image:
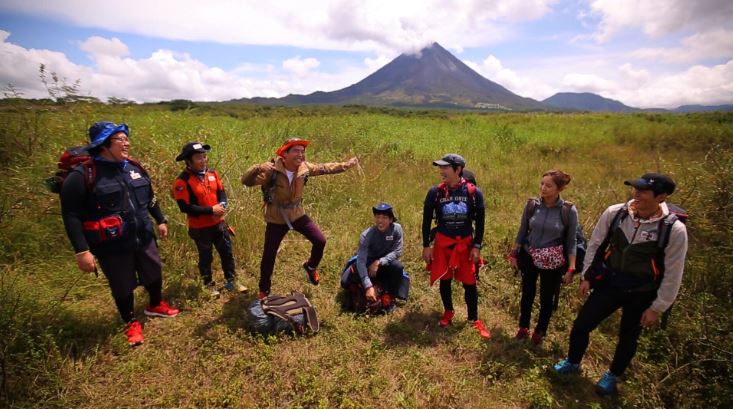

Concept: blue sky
[[0, 0, 731, 108]]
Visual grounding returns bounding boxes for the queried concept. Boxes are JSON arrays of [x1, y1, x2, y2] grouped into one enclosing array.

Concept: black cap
[[372, 202, 396, 220], [624, 173, 676, 195], [176, 142, 211, 161], [432, 153, 466, 167]]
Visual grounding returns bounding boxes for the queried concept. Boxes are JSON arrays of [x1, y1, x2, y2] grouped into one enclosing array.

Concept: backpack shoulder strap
[[126, 157, 149, 178], [262, 292, 319, 333], [560, 200, 574, 227], [465, 181, 477, 208], [657, 213, 679, 251], [594, 204, 628, 262], [81, 159, 96, 191]]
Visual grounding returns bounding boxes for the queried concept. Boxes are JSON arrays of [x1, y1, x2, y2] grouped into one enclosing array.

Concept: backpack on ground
[[246, 291, 319, 335], [339, 255, 410, 314]]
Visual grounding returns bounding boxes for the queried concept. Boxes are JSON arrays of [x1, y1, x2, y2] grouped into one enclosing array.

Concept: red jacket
[[429, 232, 476, 285], [172, 169, 225, 229]]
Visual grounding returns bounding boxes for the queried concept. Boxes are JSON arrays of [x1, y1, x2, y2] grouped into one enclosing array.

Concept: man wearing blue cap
[[352, 203, 405, 312], [60, 121, 178, 347], [554, 173, 688, 396]]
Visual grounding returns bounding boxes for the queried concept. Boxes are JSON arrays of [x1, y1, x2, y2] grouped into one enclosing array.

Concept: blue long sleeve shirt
[[356, 222, 404, 289]]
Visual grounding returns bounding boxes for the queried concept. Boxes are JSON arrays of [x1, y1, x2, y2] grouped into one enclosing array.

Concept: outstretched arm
[[306, 157, 359, 176]]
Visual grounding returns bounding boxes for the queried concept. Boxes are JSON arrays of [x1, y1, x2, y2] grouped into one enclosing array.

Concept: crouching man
[[349, 203, 405, 313]]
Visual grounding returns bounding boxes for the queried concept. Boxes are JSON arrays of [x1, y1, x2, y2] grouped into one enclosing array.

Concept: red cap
[[276, 138, 310, 157]]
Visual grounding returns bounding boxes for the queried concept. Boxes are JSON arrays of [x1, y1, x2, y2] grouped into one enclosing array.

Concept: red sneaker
[[439, 310, 455, 327], [472, 320, 492, 340], [531, 331, 544, 345], [515, 327, 530, 340], [258, 291, 269, 300], [144, 300, 179, 318], [125, 321, 144, 347], [303, 262, 320, 285]]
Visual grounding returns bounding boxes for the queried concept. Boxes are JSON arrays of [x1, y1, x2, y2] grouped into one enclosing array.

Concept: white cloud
[[0, 0, 556, 53], [587, 0, 733, 42], [463, 54, 555, 100], [0, 33, 376, 101], [631, 28, 733, 64], [561, 73, 617, 93], [616, 60, 733, 108], [79, 36, 129, 58], [282, 57, 320, 77], [618, 63, 649, 88]]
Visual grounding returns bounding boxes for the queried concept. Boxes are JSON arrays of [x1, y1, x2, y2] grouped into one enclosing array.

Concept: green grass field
[[1, 102, 732, 408]]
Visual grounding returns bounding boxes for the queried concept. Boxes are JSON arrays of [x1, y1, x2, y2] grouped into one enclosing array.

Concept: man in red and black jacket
[[173, 142, 246, 297]]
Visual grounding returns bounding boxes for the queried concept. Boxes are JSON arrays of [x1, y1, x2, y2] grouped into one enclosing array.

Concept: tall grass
[[1, 102, 732, 408]]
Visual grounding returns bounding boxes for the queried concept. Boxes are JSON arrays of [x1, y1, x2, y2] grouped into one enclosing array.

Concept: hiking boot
[[515, 327, 530, 340], [471, 320, 492, 340], [207, 282, 220, 298], [595, 370, 619, 396], [224, 280, 247, 293], [553, 359, 581, 375], [144, 300, 179, 318], [438, 310, 455, 327], [257, 291, 269, 300], [125, 321, 144, 347], [531, 330, 544, 346], [302, 262, 320, 285]]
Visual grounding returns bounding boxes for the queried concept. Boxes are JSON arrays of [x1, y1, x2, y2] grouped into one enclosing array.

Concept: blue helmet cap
[[372, 202, 396, 219], [88, 121, 129, 149]]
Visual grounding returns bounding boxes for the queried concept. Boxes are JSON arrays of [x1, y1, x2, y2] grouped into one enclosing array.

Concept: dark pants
[[440, 279, 479, 321], [567, 286, 656, 376], [188, 222, 236, 285], [95, 239, 163, 323], [519, 261, 564, 334], [259, 215, 326, 293], [369, 259, 404, 296]]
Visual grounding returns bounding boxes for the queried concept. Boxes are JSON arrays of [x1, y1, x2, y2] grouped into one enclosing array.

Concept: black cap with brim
[[176, 142, 211, 161], [432, 153, 466, 167], [624, 173, 676, 195]]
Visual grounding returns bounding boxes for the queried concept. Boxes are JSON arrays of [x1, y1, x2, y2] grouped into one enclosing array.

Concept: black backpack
[[247, 291, 319, 335]]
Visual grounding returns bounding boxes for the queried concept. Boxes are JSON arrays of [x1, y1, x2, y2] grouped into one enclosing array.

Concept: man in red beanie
[[242, 138, 358, 299]]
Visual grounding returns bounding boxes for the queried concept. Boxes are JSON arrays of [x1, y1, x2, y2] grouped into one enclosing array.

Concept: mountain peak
[[240, 42, 545, 110]]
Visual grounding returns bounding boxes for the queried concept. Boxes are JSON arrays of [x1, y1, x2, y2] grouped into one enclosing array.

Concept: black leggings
[[113, 279, 162, 323], [518, 262, 564, 334], [440, 279, 478, 321]]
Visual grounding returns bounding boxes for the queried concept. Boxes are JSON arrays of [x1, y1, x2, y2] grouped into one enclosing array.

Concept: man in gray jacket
[[354, 202, 404, 312], [554, 173, 688, 396]]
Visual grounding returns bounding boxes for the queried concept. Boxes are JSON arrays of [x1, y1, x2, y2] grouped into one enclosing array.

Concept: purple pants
[[259, 215, 326, 293]]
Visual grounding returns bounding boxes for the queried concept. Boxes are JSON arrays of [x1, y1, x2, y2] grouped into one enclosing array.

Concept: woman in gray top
[[509, 170, 578, 345]]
